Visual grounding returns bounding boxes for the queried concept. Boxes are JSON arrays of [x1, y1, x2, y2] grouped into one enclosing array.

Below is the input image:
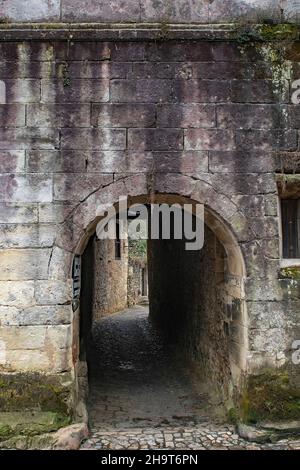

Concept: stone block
[[55, 42, 111, 61], [0, 281, 35, 308], [281, 105, 300, 129], [279, 279, 300, 301], [72, 178, 128, 228], [0, 128, 59, 150], [62, 0, 141, 22], [27, 104, 90, 128], [231, 80, 286, 103], [38, 203, 75, 224], [206, 173, 276, 195], [249, 217, 279, 239], [110, 79, 175, 103], [110, 78, 230, 104], [153, 151, 209, 175], [0, 325, 72, 354], [0, 305, 71, 326], [0, 62, 54, 79], [157, 104, 216, 128], [54, 221, 84, 252], [91, 104, 156, 128], [0, 174, 52, 203], [261, 238, 280, 259], [172, 80, 231, 103], [15, 43, 55, 62], [209, 150, 276, 173], [264, 194, 278, 216], [54, 61, 131, 79], [52, 423, 89, 450], [151, 173, 196, 197], [209, 0, 282, 23], [4, 348, 71, 373], [4, 80, 41, 103], [0, 249, 51, 281], [235, 130, 297, 152], [35, 280, 73, 305], [0, 326, 45, 350], [145, 42, 213, 62], [212, 42, 259, 62], [95, 150, 208, 174], [246, 279, 283, 301], [241, 241, 280, 279], [0, 105, 25, 127], [0, 224, 56, 248], [192, 62, 254, 80], [110, 43, 145, 62], [53, 173, 113, 201], [27, 150, 86, 173], [41, 79, 109, 103], [48, 247, 73, 281], [0, 204, 38, 224], [69, 150, 124, 173], [185, 129, 235, 150], [0, 151, 25, 173], [129, 62, 173, 79], [61, 129, 126, 150], [249, 327, 288, 354], [231, 195, 265, 218], [216, 104, 284, 129], [247, 301, 290, 330], [0, 1, 60, 21], [128, 129, 183, 151], [140, 0, 209, 22], [227, 212, 254, 241]]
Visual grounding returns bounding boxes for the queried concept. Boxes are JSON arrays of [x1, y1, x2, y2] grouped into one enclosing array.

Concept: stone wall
[[128, 261, 145, 307], [92, 237, 128, 320], [0, 1, 299, 24], [148, 224, 242, 401], [0, 34, 299, 418]]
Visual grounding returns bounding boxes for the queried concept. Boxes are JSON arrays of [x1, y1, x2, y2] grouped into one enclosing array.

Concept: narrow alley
[[80, 306, 298, 450]]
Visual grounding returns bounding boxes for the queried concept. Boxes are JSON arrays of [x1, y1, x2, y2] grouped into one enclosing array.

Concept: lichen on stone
[[0, 411, 70, 443], [280, 267, 300, 280], [241, 369, 300, 424]]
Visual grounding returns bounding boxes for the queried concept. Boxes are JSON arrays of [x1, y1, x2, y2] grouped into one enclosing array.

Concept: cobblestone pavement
[[81, 423, 300, 450], [82, 306, 299, 451]]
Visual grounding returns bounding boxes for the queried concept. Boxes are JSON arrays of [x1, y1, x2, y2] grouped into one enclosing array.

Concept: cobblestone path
[[81, 423, 300, 450], [81, 306, 299, 451]]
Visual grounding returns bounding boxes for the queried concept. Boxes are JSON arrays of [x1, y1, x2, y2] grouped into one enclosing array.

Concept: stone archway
[[56, 174, 248, 419]]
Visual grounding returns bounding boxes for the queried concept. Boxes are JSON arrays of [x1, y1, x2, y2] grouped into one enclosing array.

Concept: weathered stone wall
[[128, 261, 144, 307], [0, 1, 299, 24], [0, 34, 299, 418], [148, 226, 232, 396], [92, 237, 128, 320]]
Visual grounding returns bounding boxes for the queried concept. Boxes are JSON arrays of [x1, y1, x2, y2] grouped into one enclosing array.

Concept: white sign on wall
[[72, 255, 81, 312]]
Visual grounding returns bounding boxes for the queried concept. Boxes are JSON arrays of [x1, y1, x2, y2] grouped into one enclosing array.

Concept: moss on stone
[[227, 407, 239, 424], [0, 373, 72, 414], [277, 173, 300, 184], [236, 23, 300, 44], [241, 370, 300, 424], [257, 24, 300, 41], [280, 267, 300, 280], [0, 411, 70, 443]]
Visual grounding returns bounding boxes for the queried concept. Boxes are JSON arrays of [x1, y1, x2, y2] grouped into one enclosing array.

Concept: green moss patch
[[279, 267, 300, 280], [241, 370, 300, 424], [257, 24, 300, 41], [0, 411, 70, 443], [0, 373, 72, 414]]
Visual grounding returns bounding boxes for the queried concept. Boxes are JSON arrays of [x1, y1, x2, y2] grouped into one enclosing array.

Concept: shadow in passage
[[87, 304, 222, 430]]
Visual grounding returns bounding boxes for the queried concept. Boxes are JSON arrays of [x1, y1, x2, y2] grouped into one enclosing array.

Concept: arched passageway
[[74, 193, 247, 429]]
